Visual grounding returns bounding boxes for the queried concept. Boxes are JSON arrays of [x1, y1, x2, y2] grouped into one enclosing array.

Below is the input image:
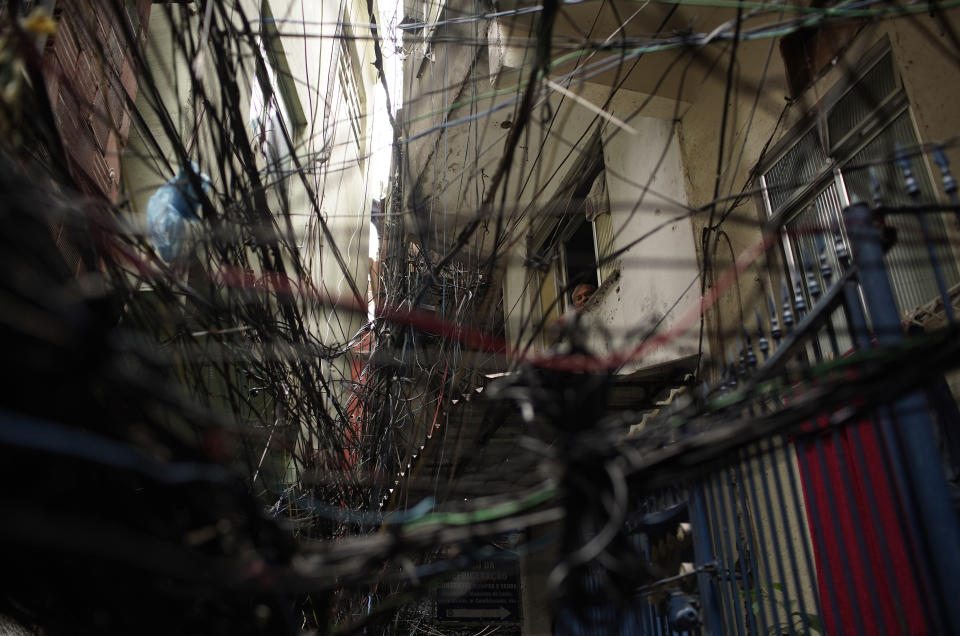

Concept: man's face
[[572, 284, 596, 311]]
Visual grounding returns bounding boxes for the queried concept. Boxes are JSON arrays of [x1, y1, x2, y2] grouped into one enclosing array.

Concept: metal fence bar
[[915, 213, 955, 323], [798, 273, 890, 630], [726, 457, 768, 634], [896, 146, 956, 325], [818, 300, 913, 633], [705, 475, 746, 635], [730, 458, 771, 635], [844, 201, 960, 633], [785, 434, 845, 635], [738, 445, 787, 633], [804, 431, 869, 636], [843, 415, 915, 633], [689, 484, 723, 636], [824, 424, 888, 623], [642, 592, 656, 635], [755, 439, 803, 636], [874, 404, 947, 632], [721, 467, 762, 635]]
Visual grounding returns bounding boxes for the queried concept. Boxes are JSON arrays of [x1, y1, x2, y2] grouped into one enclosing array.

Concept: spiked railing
[[620, 146, 960, 635]]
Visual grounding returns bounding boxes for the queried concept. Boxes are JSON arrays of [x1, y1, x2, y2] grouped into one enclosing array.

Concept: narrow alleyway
[[2, 1, 960, 634]]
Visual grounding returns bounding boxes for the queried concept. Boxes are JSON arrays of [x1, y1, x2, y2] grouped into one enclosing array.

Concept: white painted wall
[[123, 0, 379, 347], [587, 113, 700, 372], [266, 0, 376, 344], [499, 92, 700, 372]]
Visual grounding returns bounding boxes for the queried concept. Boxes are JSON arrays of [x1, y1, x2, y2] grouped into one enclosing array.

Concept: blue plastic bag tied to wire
[[146, 163, 211, 262]]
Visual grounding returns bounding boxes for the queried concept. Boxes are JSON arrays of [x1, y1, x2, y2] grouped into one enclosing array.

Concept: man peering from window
[[571, 283, 597, 312]]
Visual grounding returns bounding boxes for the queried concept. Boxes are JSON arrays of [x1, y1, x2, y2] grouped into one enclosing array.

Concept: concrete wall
[[121, 6, 200, 218], [122, 0, 377, 346], [673, 28, 791, 370], [586, 111, 700, 371], [489, 83, 700, 370], [401, 4, 703, 369], [268, 0, 377, 345], [119, 1, 381, 442]]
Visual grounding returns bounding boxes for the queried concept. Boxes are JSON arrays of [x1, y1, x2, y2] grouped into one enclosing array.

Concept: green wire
[[403, 484, 557, 529], [706, 334, 943, 411]]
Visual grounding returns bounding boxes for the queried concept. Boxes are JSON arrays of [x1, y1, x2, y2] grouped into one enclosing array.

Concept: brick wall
[[41, 0, 152, 202]]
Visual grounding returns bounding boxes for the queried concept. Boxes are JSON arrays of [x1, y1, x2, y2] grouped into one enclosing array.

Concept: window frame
[[758, 39, 958, 317], [249, 4, 307, 189], [336, 19, 368, 162], [249, 40, 295, 172], [528, 180, 612, 321], [760, 39, 906, 225]]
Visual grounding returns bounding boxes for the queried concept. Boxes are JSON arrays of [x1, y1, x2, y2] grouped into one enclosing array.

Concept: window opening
[[587, 170, 616, 284], [337, 24, 367, 160], [564, 220, 599, 291], [762, 43, 959, 317], [526, 130, 616, 345], [531, 175, 613, 322]]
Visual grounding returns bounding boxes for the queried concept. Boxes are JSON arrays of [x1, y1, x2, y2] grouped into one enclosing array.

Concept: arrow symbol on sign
[[446, 607, 512, 620]]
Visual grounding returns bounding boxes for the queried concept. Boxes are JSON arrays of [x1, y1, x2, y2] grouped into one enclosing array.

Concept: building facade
[[391, 0, 960, 633], [119, 0, 383, 485]]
